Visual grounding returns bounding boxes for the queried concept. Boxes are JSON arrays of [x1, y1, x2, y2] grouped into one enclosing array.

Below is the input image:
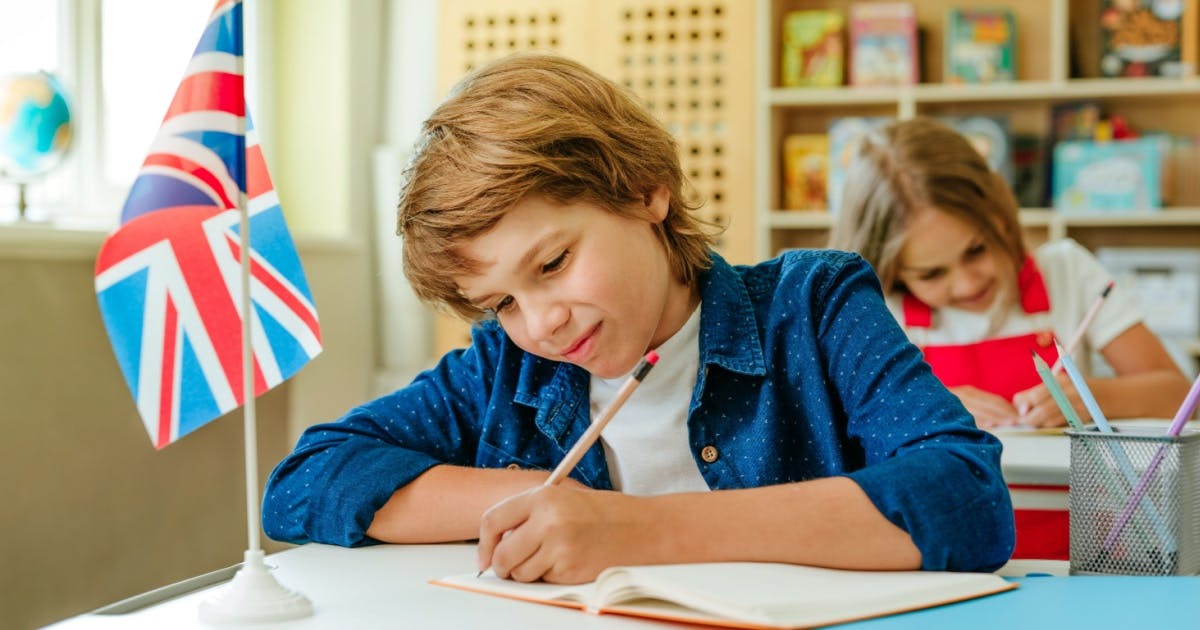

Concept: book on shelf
[[1099, 0, 1196, 77], [939, 115, 1014, 185], [1043, 101, 1104, 206], [783, 134, 830, 211], [945, 7, 1017, 83], [1053, 136, 1167, 213], [1012, 133, 1047, 208], [432, 562, 1016, 630], [780, 10, 844, 87], [827, 116, 893, 214], [848, 2, 919, 86]]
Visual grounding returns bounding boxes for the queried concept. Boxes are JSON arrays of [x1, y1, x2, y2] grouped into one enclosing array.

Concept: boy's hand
[[476, 484, 655, 584], [949, 385, 1019, 428], [1011, 374, 1082, 428]]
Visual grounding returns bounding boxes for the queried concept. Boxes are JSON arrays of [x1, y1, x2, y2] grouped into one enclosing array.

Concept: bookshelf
[[756, 0, 1200, 256]]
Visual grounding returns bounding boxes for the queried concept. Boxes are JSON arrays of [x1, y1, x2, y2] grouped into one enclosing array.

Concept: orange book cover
[[783, 134, 830, 211]]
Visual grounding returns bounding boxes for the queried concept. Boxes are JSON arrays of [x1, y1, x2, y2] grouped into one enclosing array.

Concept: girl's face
[[895, 207, 1001, 313], [454, 188, 697, 378]]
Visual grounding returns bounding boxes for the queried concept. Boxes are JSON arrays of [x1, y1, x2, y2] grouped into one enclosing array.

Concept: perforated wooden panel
[[603, 2, 750, 262], [433, 1, 753, 353]]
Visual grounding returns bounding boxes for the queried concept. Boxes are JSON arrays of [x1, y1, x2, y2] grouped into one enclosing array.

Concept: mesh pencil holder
[[1067, 426, 1200, 576]]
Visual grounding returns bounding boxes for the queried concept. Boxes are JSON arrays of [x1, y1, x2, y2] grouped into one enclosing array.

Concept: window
[[1, 0, 237, 230]]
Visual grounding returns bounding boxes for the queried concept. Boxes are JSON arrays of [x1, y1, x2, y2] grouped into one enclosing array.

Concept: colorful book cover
[[945, 8, 1017, 83], [1053, 137, 1165, 213], [939, 115, 1013, 185], [827, 116, 893, 214], [783, 134, 831, 210], [1100, 0, 1186, 77], [848, 2, 919, 86], [1012, 134, 1046, 208], [781, 10, 845, 87]]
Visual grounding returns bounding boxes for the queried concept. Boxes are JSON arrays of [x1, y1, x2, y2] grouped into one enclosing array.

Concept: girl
[[829, 117, 1188, 430]]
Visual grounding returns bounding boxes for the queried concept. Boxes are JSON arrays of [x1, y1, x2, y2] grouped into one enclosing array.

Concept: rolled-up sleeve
[[262, 325, 500, 546], [817, 254, 1015, 571]]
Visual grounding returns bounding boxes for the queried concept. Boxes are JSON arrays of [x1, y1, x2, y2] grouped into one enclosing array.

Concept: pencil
[[1031, 351, 1085, 430], [1102, 372, 1200, 551], [544, 350, 660, 486], [1053, 339, 1111, 430], [1050, 280, 1114, 374], [1052, 341, 1176, 554], [476, 350, 660, 577]]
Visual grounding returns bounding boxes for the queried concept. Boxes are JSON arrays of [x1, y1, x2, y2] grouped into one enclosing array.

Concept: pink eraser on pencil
[[645, 350, 660, 365]]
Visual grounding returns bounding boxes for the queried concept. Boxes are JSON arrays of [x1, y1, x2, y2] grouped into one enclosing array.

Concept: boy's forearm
[[640, 477, 922, 570], [366, 464, 555, 543]]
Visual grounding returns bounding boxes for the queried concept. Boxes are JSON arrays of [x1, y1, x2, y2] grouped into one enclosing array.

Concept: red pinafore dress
[[902, 256, 1067, 560]]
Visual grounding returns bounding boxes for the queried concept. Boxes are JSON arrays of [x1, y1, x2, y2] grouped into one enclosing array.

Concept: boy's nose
[[527, 299, 569, 342]]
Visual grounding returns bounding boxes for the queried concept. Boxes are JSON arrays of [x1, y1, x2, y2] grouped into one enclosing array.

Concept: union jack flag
[[94, 0, 321, 449]]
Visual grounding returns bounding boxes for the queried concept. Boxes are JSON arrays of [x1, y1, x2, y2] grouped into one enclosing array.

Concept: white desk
[[49, 542, 1200, 629], [47, 543, 676, 629], [50, 423, 1192, 628]]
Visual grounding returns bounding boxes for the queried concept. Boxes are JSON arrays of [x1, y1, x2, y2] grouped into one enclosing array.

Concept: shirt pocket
[[477, 438, 548, 471]]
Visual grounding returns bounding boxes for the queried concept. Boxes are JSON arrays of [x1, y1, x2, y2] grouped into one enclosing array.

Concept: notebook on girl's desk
[[432, 562, 1015, 629]]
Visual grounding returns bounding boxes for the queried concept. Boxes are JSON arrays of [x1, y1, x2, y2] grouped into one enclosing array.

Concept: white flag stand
[[198, 6, 312, 618], [198, 191, 313, 624]]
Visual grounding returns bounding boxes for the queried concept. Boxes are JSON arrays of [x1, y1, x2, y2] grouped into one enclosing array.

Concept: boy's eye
[[493, 295, 515, 313], [542, 250, 570, 273], [964, 242, 986, 258]]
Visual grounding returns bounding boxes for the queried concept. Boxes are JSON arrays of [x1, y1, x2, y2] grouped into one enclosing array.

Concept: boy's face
[[895, 207, 1001, 313], [455, 190, 696, 378]]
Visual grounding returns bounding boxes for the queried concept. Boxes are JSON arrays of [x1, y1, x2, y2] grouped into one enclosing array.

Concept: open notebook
[[432, 562, 1016, 629]]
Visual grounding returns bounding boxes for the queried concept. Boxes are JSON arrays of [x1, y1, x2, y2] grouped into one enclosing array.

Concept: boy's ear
[[644, 184, 670, 223]]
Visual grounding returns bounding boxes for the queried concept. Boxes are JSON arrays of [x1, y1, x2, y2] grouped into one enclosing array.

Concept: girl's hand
[[949, 385, 1019, 428], [476, 484, 659, 584], [1011, 373, 1084, 428]]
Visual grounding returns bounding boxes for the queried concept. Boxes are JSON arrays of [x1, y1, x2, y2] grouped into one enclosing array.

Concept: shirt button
[[505, 463, 520, 470], [700, 445, 719, 463]]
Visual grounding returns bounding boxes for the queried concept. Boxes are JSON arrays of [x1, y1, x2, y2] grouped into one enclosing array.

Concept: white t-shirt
[[885, 238, 1144, 371], [591, 305, 710, 495]]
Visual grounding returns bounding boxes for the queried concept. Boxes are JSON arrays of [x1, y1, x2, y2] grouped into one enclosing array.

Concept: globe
[[0, 71, 73, 184]]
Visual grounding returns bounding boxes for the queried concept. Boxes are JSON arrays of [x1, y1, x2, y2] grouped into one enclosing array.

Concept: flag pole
[[198, 0, 312, 621]]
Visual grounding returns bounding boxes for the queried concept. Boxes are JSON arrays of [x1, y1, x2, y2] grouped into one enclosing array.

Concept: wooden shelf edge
[[767, 77, 1200, 108], [767, 208, 1200, 229]]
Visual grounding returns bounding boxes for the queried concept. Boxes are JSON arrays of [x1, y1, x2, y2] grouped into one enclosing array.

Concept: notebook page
[[597, 562, 1013, 627]]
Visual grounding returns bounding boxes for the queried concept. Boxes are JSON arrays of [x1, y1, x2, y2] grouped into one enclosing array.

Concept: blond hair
[[828, 117, 1026, 303], [397, 53, 718, 322]]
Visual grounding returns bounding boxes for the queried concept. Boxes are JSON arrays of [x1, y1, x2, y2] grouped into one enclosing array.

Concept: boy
[[263, 53, 1014, 583]]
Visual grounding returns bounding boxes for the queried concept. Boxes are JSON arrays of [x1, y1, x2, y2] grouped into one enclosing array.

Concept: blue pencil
[[1054, 340, 1111, 431]]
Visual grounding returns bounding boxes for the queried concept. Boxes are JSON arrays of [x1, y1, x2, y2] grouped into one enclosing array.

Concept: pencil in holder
[[1067, 426, 1200, 575]]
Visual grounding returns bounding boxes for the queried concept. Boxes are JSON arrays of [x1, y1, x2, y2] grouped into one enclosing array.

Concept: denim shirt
[[263, 250, 1015, 571]]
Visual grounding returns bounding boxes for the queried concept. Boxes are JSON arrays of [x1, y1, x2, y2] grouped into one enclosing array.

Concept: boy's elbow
[[261, 485, 311, 545], [951, 491, 1016, 572]]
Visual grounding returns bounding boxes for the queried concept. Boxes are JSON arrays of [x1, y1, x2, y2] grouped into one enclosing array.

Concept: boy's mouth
[[561, 323, 600, 362]]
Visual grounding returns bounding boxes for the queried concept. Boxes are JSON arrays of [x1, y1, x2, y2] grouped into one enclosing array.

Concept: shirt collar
[[696, 252, 767, 377]]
